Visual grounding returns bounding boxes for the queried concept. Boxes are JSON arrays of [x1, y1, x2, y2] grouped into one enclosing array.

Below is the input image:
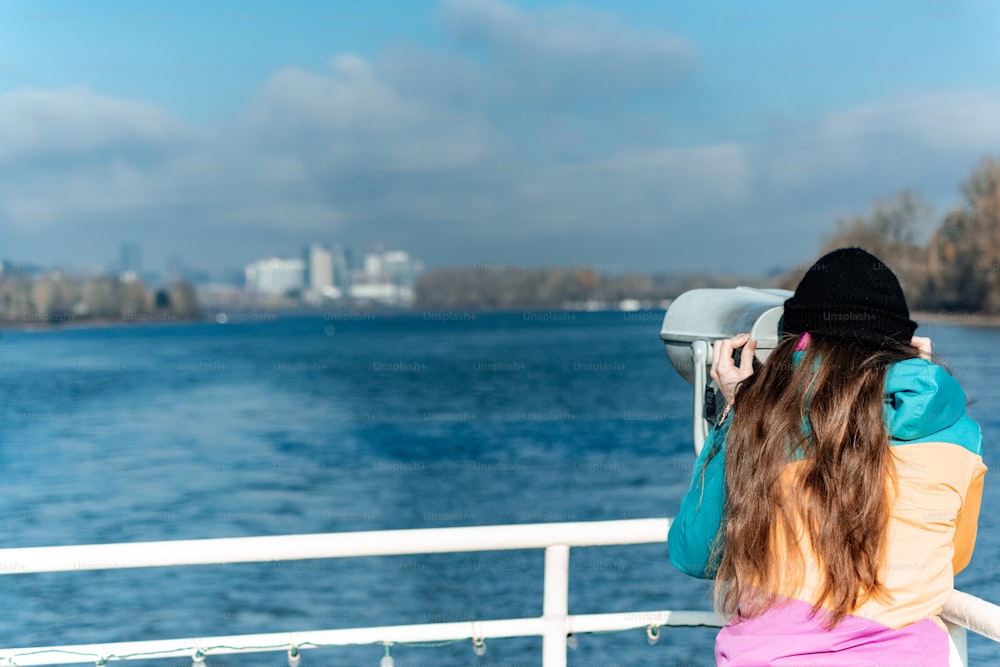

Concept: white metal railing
[[0, 518, 997, 666]]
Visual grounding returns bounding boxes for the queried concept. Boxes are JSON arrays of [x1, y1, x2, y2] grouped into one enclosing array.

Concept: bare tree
[[821, 190, 931, 307], [961, 158, 1000, 312], [926, 209, 988, 311]]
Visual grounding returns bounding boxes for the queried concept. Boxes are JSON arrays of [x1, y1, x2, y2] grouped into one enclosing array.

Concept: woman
[[668, 247, 986, 666]]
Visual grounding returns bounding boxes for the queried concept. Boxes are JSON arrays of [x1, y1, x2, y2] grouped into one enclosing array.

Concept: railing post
[[542, 544, 570, 667], [946, 621, 968, 667]]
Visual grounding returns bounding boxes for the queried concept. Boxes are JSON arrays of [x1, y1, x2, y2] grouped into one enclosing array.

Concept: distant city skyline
[[2, 1, 999, 276], [1, 239, 409, 282]]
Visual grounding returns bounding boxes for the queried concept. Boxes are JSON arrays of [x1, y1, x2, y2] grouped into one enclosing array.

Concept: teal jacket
[[668, 357, 984, 579]]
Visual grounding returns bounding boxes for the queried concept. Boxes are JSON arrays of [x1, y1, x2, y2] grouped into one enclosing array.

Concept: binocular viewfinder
[[660, 286, 792, 454]]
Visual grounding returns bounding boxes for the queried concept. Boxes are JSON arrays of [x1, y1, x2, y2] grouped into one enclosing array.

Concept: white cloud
[[752, 89, 1000, 222], [0, 87, 192, 164], [2, 1, 999, 275], [763, 91, 1000, 187], [440, 0, 694, 99], [238, 54, 497, 173]]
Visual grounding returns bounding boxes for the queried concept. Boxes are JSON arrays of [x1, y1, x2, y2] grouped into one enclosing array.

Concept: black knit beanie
[[782, 247, 917, 344]]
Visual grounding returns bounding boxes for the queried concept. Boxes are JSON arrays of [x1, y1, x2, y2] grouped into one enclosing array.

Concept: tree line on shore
[[0, 272, 200, 326], [413, 266, 750, 310], [782, 157, 1000, 314], [416, 157, 1000, 313]]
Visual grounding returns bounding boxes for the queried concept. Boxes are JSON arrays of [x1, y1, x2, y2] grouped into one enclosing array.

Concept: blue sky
[[1, 0, 998, 277]]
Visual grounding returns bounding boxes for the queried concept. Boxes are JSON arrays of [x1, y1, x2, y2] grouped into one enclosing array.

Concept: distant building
[[244, 247, 420, 305], [303, 243, 353, 301], [244, 258, 305, 296], [304, 244, 334, 292], [382, 250, 424, 287], [363, 253, 383, 281], [351, 250, 424, 305], [349, 282, 410, 304], [119, 242, 142, 274], [332, 245, 352, 289]]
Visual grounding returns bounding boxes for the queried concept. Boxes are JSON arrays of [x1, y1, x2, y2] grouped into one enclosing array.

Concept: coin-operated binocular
[[660, 287, 792, 454]]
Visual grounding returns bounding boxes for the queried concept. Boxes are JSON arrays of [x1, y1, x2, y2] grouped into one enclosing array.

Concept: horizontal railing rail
[[0, 519, 668, 573], [0, 611, 725, 667], [0, 518, 995, 666]]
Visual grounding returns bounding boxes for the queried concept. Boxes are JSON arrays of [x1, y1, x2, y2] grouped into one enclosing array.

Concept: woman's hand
[[711, 333, 757, 406], [911, 335, 932, 360]]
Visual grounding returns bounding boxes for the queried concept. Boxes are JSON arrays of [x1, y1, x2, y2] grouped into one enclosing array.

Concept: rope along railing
[[0, 519, 996, 666]]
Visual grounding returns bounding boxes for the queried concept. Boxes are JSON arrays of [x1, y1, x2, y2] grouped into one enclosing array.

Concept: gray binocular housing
[[659, 286, 792, 454]]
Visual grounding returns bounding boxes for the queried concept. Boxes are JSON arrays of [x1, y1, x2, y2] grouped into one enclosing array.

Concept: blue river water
[[0, 311, 997, 666]]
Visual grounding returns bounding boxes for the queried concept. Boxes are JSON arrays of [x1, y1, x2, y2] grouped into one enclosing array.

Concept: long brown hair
[[714, 334, 918, 628]]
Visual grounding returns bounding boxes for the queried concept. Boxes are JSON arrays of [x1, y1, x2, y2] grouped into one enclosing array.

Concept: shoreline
[[912, 311, 1000, 328], [4, 308, 1000, 334], [0, 314, 199, 333]]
